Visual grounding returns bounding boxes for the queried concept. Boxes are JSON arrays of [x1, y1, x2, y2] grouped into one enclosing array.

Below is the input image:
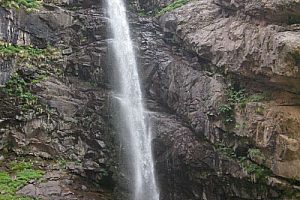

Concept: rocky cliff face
[[136, 0, 300, 199], [0, 1, 116, 199], [1, 0, 300, 199], [160, 0, 300, 92]]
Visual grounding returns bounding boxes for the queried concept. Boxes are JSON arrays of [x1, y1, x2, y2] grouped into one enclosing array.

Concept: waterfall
[[106, 0, 160, 200]]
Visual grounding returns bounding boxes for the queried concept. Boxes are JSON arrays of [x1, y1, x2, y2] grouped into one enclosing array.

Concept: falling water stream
[[106, 0, 160, 199]]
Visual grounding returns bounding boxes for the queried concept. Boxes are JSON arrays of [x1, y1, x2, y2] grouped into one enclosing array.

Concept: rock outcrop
[[156, 0, 300, 181], [159, 0, 300, 92], [136, 0, 300, 199], [0, 1, 116, 199]]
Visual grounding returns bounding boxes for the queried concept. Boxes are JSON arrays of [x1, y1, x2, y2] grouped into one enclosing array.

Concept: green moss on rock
[[0, 160, 44, 200], [0, 41, 59, 60], [0, 0, 42, 11]]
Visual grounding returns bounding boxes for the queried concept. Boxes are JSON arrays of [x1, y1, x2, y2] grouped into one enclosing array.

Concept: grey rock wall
[[0, 1, 116, 199]]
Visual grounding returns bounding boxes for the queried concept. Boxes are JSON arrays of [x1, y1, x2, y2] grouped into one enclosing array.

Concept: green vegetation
[[137, 9, 148, 17], [0, 71, 55, 117], [0, 0, 42, 11], [247, 93, 266, 102], [248, 148, 264, 159], [0, 41, 58, 59], [219, 87, 246, 125], [242, 161, 271, 182], [0, 41, 61, 76], [0, 44, 44, 57], [0, 194, 33, 200], [156, 0, 191, 16], [227, 88, 247, 105], [0, 41, 61, 119], [9, 161, 35, 171], [219, 104, 235, 124], [2, 73, 38, 109], [219, 87, 267, 126], [58, 159, 68, 169], [216, 143, 271, 182], [0, 160, 44, 200]]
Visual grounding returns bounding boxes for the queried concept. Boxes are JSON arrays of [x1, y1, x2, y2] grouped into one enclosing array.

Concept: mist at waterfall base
[[106, 0, 160, 199]]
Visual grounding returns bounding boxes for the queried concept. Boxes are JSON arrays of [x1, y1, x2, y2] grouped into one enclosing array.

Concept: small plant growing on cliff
[[216, 143, 271, 183], [242, 161, 271, 183], [228, 88, 246, 104], [2, 73, 38, 108], [1, 71, 57, 118], [219, 86, 269, 126], [137, 9, 148, 17], [219, 87, 246, 126], [219, 104, 235, 124], [248, 148, 264, 159], [156, 0, 191, 16]]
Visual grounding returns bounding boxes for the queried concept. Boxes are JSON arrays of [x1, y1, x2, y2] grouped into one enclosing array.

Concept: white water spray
[[106, 0, 159, 199]]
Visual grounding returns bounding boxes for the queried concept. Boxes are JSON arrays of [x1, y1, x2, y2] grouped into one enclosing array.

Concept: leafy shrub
[[219, 87, 246, 126], [2, 73, 38, 109], [219, 87, 267, 126], [219, 104, 235, 124], [242, 161, 271, 182]]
